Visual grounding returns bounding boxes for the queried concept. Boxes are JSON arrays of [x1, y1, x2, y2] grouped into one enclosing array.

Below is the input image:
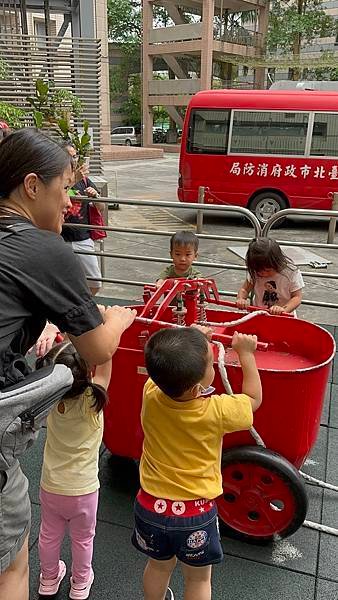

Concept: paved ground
[[25, 155, 338, 599], [99, 155, 338, 325], [25, 320, 338, 599]]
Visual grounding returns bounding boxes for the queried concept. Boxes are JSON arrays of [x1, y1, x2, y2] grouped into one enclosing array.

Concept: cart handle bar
[[135, 317, 268, 352]]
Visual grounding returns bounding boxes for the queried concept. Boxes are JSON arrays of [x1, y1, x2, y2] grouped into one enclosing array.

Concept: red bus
[[178, 89, 338, 223]]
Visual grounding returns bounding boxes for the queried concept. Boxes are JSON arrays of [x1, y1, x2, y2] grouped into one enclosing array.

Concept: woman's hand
[[85, 186, 99, 198], [104, 305, 137, 332], [74, 163, 89, 184]]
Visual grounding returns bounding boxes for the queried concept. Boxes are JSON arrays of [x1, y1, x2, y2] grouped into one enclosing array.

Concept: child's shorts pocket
[[132, 512, 173, 560]]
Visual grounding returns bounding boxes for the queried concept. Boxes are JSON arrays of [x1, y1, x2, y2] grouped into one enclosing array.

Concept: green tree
[[304, 51, 338, 80], [268, 0, 336, 79], [107, 1, 183, 127], [107, 0, 141, 44], [107, 0, 172, 44]]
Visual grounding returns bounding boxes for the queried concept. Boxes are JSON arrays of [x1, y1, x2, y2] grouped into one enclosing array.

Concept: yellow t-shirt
[[140, 379, 253, 500], [41, 387, 103, 496]]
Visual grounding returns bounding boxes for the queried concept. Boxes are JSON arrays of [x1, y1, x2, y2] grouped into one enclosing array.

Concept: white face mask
[[199, 385, 216, 397]]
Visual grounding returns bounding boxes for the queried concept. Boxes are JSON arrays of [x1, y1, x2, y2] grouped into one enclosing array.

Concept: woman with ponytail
[[35, 342, 111, 600]]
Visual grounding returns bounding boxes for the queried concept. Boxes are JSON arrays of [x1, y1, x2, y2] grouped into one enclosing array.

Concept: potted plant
[[26, 78, 92, 163], [58, 118, 92, 165]]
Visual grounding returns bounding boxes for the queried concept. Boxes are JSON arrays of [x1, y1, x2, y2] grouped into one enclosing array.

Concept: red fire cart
[[103, 279, 335, 542]]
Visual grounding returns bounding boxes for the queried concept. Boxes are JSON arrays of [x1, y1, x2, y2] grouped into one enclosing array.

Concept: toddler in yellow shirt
[[132, 326, 262, 600], [36, 342, 112, 600]]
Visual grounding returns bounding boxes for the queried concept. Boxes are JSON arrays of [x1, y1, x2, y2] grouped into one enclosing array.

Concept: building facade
[[142, 0, 269, 147]]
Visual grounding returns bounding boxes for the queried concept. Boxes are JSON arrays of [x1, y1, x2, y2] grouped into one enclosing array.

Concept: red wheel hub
[[217, 462, 297, 538]]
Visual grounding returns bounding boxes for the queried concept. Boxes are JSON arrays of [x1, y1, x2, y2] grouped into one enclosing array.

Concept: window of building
[[230, 111, 309, 155], [187, 109, 230, 154], [311, 113, 338, 156], [34, 19, 57, 48]]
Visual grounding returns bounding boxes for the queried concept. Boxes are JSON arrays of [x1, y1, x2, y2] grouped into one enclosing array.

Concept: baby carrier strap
[[0, 363, 73, 470]]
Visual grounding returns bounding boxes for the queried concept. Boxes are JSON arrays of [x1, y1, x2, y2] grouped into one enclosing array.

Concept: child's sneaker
[[165, 588, 175, 600], [38, 560, 66, 596], [69, 569, 94, 600]]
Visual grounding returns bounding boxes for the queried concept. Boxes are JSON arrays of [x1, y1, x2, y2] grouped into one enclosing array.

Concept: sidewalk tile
[[316, 579, 338, 599], [329, 384, 338, 428], [320, 383, 331, 426], [97, 451, 139, 528]]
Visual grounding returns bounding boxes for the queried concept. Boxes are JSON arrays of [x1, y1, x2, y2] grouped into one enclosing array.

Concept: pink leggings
[[38, 488, 99, 584]]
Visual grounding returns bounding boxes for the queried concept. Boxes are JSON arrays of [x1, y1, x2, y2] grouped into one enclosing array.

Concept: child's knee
[[181, 563, 212, 583], [147, 556, 177, 574]]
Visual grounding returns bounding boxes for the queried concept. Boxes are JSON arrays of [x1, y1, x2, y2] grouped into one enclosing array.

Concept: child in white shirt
[[236, 237, 304, 315]]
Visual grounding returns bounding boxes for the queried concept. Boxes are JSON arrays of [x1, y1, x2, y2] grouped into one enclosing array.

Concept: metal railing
[[66, 195, 338, 312], [262, 207, 338, 237], [217, 28, 262, 48], [65, 195, 260, 295]]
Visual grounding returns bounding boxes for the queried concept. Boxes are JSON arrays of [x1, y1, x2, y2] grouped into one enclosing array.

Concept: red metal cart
[[103, 279, 335, 542]]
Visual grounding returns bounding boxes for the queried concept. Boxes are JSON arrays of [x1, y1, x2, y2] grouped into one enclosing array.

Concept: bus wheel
[[249, 192, 287, 226]]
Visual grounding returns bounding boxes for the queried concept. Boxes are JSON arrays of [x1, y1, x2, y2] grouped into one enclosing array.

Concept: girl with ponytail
[[35, 342, 111, 599]]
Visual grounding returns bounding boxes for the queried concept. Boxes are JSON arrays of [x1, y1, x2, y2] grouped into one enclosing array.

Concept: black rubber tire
[[125, 139, 132, 146], [249, 192, 288, 227], [218, 446, 308, 545]]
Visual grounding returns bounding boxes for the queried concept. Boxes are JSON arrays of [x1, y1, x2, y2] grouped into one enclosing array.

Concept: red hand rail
[[135, 317, 268, 352]]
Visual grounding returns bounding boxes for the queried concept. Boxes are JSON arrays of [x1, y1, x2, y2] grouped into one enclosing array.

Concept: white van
[[110, 126, 141, 146]]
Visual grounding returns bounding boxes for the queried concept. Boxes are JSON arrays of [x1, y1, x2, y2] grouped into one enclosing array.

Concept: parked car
[[153, 128, 167, 143], [111, 126, 141, 146]]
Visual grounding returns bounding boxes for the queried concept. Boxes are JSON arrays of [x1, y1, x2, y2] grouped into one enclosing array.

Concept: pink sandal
[[69, 569, 94, 599], [38, 560, 66, 596]]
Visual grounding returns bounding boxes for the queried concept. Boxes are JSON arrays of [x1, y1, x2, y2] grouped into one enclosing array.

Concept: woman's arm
[[69, 305, 136, 365]]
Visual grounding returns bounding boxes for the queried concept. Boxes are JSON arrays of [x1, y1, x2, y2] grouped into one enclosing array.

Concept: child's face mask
[[199, 384, 215, 396]]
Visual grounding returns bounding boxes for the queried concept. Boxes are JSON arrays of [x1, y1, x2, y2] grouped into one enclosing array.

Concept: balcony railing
[[217, 27, 262, 48]]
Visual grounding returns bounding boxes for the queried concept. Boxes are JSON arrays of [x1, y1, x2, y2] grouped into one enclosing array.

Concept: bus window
[[311, 113, 338, 157], [230, 111, 309, 156], [187, 109, 230, 154]]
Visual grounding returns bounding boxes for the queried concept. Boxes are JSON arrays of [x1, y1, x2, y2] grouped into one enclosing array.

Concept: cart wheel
[[217, 446, 308, 544]]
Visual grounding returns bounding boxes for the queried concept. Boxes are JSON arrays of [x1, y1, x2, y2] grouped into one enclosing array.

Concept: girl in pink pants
[[36, 342, 112, 600]]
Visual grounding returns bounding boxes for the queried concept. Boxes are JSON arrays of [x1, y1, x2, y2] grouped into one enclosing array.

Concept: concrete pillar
[[254, 2, 269, 89], [95, 0, 111, 146], [142, 0, 154, 147], [72, 0, 111, 146], [200, 0, 214, 90]]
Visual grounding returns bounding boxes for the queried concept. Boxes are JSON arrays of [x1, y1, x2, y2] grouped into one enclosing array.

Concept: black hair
[[59, 139, 76, 152], [0, 127, 11, 142], [246, 237, 294, 283], [0, 128, 72, 199], [170, 230, 199, 253], [36, 342, 108, 413], [144, 328, 209, 398]]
